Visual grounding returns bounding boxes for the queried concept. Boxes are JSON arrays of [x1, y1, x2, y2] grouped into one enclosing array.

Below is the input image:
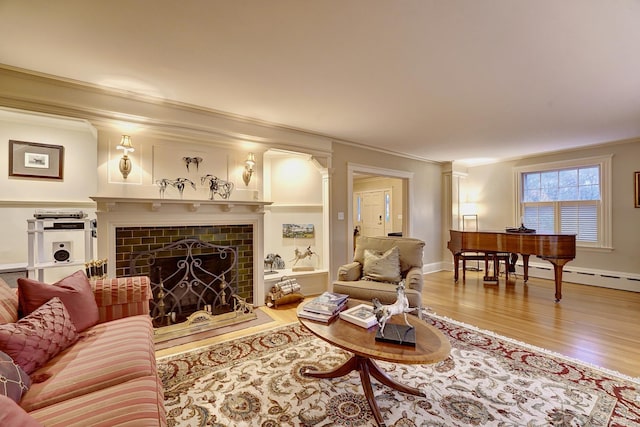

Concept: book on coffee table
[[302, 291, 349, 316], [298, 303, 347, 323], [339, 303, 378, 329]]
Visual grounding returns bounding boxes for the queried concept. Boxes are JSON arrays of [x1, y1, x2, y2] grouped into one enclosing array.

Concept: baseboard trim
[[435, 261, 640, 293]]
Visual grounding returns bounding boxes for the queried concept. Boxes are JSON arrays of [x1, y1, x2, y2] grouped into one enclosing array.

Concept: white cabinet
[[26, 218, 94, 281]]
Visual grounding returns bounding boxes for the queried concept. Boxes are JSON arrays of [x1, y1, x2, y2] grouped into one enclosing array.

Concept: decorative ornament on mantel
[[155, 178, 196, 199], [201, 174, 234, 200]]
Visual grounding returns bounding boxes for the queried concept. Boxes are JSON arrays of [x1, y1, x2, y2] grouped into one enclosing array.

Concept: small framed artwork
[[635, 171, 640, 208], [282, 223, 315, 238], [9, 140, 64, 180]]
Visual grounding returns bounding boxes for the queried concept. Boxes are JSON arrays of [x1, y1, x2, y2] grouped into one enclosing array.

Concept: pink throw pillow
[[18, 270, 99, 332], [0, 297, 78, 374], [0, 395, 44, 426]]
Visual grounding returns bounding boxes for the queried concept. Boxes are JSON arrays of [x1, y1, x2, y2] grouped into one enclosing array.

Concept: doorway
[[347, 163, 413, 256]]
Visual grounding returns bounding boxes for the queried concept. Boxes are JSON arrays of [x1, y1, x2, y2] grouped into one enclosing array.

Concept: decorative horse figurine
[[372, 281, 416, 337], [200, 174, 234, 200], [182, 156, 203, 172], [290, 246, 316, 266], [155, 178, 195, 198], [264, 253, 284, 273], [173, 178, 196, 198]]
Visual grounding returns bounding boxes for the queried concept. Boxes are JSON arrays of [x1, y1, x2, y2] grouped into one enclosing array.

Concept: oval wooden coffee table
[[297, 300, 451, 427]]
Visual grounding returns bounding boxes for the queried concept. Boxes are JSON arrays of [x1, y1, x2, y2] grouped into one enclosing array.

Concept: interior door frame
[[347, 162, 414, 257]]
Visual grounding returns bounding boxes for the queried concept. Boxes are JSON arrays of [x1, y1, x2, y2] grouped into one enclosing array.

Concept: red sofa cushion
[[18, 270, 99, 332]]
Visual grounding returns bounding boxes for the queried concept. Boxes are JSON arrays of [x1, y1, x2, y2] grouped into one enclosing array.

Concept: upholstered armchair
[[332, 235, 425, 316]]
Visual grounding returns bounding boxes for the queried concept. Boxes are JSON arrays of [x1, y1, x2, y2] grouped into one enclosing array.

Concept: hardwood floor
[[156, 270, 640, 378]]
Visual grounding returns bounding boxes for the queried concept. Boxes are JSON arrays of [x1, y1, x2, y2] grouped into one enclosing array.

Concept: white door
[[360, 190, 386, 237]]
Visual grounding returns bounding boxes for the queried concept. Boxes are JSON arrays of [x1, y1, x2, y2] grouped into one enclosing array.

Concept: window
[[385, 193, 390, 222], [515, 156, 612, 248]]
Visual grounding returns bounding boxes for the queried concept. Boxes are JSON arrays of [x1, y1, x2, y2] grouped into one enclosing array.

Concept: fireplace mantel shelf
[[90, 196, 272, 213]]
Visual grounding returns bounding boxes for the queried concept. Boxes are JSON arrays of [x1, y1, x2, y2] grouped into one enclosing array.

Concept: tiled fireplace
[[91, 197, 270, 314]]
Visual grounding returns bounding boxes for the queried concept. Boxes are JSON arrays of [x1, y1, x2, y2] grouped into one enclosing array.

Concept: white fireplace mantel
[[90, 196, 272, 214], [90, 196, 271, 306]]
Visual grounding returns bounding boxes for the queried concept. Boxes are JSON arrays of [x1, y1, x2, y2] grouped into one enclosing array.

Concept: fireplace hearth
[[128, 236, 256, 341]]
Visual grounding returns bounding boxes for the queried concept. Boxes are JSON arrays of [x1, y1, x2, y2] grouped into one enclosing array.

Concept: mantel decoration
[[9, 140, 64, 180], [156, 178, 196, 198], [182, 156, 203, 172], [200, 174, 234, 200]]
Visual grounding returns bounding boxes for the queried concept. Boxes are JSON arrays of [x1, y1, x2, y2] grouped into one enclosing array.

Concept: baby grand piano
[[447, 229, 576, 302]]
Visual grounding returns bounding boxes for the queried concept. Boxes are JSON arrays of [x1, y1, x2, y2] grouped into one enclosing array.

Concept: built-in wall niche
[[262, 149, 328, 295]]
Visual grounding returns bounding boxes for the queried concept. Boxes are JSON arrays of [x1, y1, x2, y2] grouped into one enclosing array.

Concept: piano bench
[[460, 252, 512, 282]]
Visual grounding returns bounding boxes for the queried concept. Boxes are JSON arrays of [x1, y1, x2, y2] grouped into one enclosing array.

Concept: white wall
[[0, 108, 98, 281]]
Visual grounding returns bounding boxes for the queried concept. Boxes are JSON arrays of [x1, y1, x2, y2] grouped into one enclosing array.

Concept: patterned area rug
[[157, 312, 640, 426]]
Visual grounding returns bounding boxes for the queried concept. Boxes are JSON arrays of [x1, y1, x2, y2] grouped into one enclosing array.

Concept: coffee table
[[297, 300, 451, 427]]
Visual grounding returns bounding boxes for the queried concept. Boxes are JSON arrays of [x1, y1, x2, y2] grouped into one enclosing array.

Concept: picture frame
[[282, 223, 315, 238], [9, 140, 64, 180], [339, 303, 378, 329], [635, 171, 640, 208]]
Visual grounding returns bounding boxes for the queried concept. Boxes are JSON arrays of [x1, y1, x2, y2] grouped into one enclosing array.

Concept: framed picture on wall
[[635, 171, 640, 208], [282, 224, 315, 238], [9, 140, 64, 180]]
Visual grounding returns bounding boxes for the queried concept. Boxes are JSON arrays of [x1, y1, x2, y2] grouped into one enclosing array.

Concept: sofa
[[0, 272, 166, 427], [332, 235, 426, 314]]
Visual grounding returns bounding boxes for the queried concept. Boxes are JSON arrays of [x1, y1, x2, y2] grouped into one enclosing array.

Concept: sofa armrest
[[91, 276, 152, 323], [404, 267, 424, 293], [337, 262, 362, 281]]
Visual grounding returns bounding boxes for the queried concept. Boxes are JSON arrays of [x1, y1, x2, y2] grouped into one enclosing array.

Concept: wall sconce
[[242, 152, 256, 186], [116, 135, 135, 179]]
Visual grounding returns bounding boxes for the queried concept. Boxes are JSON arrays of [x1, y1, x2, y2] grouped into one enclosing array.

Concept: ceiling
[[1, 1, 639, 164]]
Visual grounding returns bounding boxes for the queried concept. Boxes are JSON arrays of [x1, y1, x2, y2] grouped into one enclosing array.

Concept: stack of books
[[298, 291, 349, 323]]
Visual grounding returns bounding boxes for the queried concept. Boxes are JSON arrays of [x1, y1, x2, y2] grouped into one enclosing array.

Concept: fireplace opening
[[116, 224, 255, 339], [129, 239, 240, 327]]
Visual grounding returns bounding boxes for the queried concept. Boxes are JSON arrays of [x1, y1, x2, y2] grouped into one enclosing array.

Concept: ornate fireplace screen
[[129, 237, 254, 333]]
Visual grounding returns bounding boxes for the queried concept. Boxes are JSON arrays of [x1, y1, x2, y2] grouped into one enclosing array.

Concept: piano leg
[[547, 258, 571, 302], [453, 254, 460, 283], [522, 254, 530, 282]]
